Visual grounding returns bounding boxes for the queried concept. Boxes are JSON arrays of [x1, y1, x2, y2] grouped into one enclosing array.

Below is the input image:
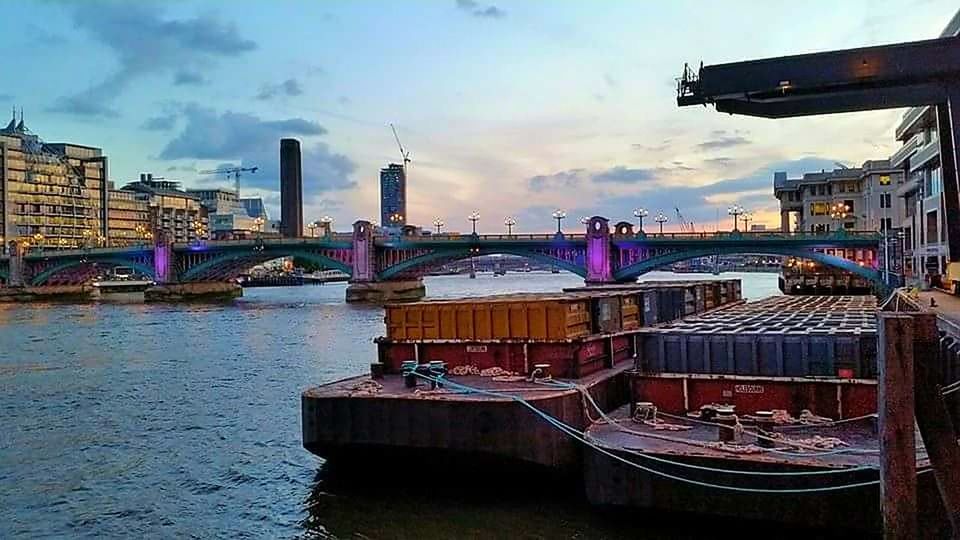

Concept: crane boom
[[389, 123, 411, 167], [199, 166, 258, 197]]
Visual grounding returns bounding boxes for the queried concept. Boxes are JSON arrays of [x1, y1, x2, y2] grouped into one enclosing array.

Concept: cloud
[[0, 94, 13, 102], [173, 71, 206, 86], [696, 130, 752, 150], [159, 106, 325, 160], [25, 23, 67, 46], [528, 169, 586, 192], [141, 114, 177, 131], [594, 156, 839, 228], [256, 78, 303, 100], [592, 166, 657, 184], [157, 105, 356, 196], [49, 3, 255, 118], [337, 96, 351, 106], [455, 0, 506, 19], [166, 164, 198, 173]]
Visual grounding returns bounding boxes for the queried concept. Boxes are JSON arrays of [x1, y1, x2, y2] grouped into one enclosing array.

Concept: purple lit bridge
[[0, 217, 884, 295]]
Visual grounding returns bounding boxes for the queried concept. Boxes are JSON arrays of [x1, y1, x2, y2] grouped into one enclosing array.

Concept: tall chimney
[[280, 138, 303, 237]]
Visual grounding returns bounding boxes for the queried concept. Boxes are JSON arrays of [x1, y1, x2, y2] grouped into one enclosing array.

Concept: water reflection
[[1, 272, 782, 538]]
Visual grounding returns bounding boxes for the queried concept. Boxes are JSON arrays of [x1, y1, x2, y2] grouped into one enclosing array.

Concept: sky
[[0, 0, 956, 233]]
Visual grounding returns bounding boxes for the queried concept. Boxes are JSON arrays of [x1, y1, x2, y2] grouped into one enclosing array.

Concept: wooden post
[[878, 313, 917, 539], [912, 312, 960, 536]]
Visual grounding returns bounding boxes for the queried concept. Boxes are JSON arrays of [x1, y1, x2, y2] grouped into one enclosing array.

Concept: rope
[[943, 381, 960, 396], [419, 373, 899, 492]]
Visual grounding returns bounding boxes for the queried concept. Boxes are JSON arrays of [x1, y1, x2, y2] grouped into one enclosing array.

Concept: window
[[881, 218, 892, 232], [879, 175, 891, 186], [926, 211, 938, 245], [880, 193, 891, 209], [810, 202, 830, 216], [844, 199, 855, 214]]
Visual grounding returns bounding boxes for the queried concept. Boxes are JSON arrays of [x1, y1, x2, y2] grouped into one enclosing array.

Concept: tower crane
[[390, 123, 411, 171], [199, 166, 258, 197]]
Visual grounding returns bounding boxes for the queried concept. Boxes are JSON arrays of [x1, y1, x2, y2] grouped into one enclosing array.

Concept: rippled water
[[0, 272, 780, 538]]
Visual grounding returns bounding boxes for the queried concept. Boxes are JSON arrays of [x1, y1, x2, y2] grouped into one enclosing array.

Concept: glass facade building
[[379, 163, 406, 227]]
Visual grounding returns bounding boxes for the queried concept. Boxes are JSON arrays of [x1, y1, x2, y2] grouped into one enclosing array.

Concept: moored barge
[[302, 279, 743, 471]]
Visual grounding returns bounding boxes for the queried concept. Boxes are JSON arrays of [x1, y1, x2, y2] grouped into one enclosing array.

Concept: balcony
[[889, 133, 922, 168], [909, 139, 940, 173], [895, 105, 932, 140]]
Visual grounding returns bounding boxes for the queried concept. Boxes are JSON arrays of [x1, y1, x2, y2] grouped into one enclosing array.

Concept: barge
[[302, 279, 743, 471]]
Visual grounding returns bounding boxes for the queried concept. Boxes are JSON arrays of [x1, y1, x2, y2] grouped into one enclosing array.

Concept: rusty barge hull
[[582, 408, 948, 534], [301, 364, 631, 471]]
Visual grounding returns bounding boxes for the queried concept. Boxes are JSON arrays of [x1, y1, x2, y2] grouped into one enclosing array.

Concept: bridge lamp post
[[552, 209, 566, 235], [633, 208, 648, 233], [32, 232, 44, 256], [727, 205, 744, 232], [97, 235, 106, 248], [82, 229, 93, 250], [57, 237, 68, 250], [654, 212, 668, 234], [740, 211, 753, 232], [504, 217, 517, 236], [468, 211, 480, 235], [319, 215, 333, 237], [254, 216, 264, 239], [308, 222, 318, 238], [433, 218, 445, 234]]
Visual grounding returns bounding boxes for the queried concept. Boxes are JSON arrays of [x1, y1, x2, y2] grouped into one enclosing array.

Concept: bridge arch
[[613, 246, 882, 285], [179, 249, 352, 282], [377, 247, 587, 280], [30, 258, 156, 286]]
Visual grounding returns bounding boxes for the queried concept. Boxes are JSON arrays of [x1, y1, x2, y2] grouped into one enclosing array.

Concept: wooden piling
[[878, 313, 917, 539], [911, 312, 960, 536]]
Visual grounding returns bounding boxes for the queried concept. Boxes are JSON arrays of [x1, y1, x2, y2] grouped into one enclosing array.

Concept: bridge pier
[[144, 281, 242, 302], [345, 219, 426, 303], [345, 279, 426, 303], [585, 217, 618, 285]]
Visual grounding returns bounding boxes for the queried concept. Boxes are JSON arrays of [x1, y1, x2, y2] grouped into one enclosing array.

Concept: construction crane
[[390, 123, 411, 170], [675, 207, 695, 233], [199, 166, 258, 197]]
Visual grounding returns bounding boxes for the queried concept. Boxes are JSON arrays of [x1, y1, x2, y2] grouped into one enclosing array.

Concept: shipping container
[[620, 294, 640, 330], [591, 295, 622, 334], [385, 294, 591, 341]]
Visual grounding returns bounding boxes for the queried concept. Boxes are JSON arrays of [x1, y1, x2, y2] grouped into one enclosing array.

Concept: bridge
[[0, 217, 884, 300]]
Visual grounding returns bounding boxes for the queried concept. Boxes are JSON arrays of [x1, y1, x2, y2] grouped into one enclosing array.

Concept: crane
[[390, 123, 411, 170], [675, 207, 695, 233], [199, 166, 258, 197]]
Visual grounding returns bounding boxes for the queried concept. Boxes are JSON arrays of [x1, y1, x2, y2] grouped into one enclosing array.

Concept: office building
[[380, 163, 406, 228], [279, 138, 303, 237], [121, 174, 207, 244], [774, 160, 904, 293], [0, 111, 108, 250], [887, 14, 960, 283]]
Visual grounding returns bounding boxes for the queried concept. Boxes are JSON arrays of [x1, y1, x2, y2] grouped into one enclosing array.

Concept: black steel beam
[[679, 36, 960, 115]]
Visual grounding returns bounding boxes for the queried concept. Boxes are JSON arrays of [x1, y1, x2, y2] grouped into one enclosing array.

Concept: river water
[[0, 272, 781, 539]]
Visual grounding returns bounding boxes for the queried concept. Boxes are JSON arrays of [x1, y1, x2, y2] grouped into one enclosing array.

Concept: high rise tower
[[379, 163, 406, 228], [280, 138, 303, 237]]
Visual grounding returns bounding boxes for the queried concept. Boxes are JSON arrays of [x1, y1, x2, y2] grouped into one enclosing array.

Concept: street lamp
[[504, 216, 517, 235], [552, 209, 566, 234], [308, 221, 318, 237], [830, 202, 849, 232], [389, 212, 404, 227], [654, 211, 668, 234], [254, 216, 264, 237], [319, 215, 333, 236], [740, 211, 753, 232], [727, 204, 745, 232], [82, 229, 93, 249], [633, 208, 648, 232], [897, 229, 906, 280], [468, 211, 480, 235], [433, 217, 445, 234]]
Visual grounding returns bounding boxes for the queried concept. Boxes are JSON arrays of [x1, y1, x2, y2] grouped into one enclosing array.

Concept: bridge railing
[[396, 233, 587, 242], [617, 230, 882, 241]]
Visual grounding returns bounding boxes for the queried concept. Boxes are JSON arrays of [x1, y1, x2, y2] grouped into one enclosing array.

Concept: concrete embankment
[[144, 282, 242, 302], [0, 285, 95, 302]]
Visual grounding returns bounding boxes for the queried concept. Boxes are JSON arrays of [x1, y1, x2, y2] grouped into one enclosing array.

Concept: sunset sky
[[1, 0, 956, 232]]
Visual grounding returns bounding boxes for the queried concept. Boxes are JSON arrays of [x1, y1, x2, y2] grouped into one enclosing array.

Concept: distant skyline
[[1, 1, 956, 232]]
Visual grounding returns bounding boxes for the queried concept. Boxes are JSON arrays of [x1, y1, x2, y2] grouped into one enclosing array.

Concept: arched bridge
[[0, 217, 885, 288]]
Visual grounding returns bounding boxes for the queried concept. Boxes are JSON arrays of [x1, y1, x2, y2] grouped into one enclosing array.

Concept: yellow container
[[385, 294, 592, 341]]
